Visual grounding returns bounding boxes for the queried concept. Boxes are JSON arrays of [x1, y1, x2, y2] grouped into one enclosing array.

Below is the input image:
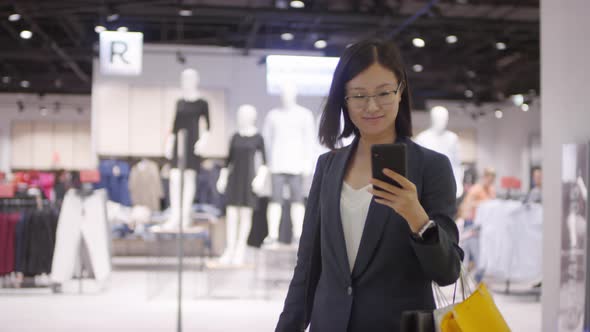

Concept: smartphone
[[371, 143, 407, 189]]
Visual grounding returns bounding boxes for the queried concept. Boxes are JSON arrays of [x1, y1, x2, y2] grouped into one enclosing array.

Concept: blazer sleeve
[[410, 152, 463, 286], [276, 153, 327, 332]]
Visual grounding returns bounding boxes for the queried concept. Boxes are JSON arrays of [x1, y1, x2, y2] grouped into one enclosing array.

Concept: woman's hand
[[368, 168, 429, 233]]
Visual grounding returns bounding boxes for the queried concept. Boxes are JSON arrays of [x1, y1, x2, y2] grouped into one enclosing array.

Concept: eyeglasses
[[344, 81, 404, 109]]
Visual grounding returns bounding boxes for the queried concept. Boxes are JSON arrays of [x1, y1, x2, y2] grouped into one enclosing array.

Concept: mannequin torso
[[415, 106, 463, 197]]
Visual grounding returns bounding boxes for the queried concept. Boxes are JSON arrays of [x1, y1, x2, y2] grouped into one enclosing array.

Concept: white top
[[340, 182, 373, 272], [262, 105, 316, 174]]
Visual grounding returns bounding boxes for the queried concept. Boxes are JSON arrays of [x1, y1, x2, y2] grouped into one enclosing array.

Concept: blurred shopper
[[524, 167, 542, 204], [459, 167, 496, 281]]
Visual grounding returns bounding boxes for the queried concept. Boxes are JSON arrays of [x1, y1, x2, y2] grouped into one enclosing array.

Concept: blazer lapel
[[351, 197, 391, 278], [322, 138, 357, 278]]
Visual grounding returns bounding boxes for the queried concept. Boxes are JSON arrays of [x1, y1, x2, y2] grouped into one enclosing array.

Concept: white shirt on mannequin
[[263, 78, 316, 177], [263, 105, 315, 174], [415, 106, 463, 197]]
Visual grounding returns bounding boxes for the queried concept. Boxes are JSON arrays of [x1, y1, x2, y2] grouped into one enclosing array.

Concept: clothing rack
[[0, 196, 58, 290]]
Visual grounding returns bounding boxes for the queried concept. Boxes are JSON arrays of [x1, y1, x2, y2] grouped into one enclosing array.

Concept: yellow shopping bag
[[440, 283, 511, 332]]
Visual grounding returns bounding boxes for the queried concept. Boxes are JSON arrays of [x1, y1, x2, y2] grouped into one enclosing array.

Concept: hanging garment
[[225, 133, 266, 208], [128, 159, 163, 211], [476, 199, 543, 282], [0, 213, 19, 275], [196, 163, 223, 209], [51, 189, 111, 284], [96, 159, 132, 206], [171, 99, 211, 171], [19, 209, 59, 276]]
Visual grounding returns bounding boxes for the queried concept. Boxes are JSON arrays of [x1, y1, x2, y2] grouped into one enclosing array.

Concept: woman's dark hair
[[319, 39, 413, 150]]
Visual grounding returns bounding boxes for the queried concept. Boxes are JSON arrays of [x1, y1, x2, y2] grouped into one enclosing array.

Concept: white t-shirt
[[262, 106, 316, 175], [340, 182, 372, 272]]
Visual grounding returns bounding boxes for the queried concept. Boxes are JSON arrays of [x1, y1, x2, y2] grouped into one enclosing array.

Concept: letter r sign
[[100, 31, 143, 76]]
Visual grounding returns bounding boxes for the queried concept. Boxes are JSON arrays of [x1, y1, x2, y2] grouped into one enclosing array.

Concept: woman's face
[[345, 62, 402, 139]]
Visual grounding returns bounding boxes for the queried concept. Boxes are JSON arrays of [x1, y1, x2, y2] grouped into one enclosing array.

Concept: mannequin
[[262, 82, 315, 243], [415, 106, 464, 197], [216, 105, 267, 265], [160, 68, 210, 230]]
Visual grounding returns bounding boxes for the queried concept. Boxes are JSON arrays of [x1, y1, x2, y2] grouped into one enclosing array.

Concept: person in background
[[458, 167, 496, 280], [524, 167, 542, 204]]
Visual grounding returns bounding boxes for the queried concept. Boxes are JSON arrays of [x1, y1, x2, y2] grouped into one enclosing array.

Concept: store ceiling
[[0, 0, 539, 109]]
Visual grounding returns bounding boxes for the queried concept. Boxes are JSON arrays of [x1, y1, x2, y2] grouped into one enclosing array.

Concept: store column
[[541, 0, 590, 331]]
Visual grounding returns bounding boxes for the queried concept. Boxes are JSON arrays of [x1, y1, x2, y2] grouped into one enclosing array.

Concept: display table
[[144, 225, 212, 300], [203, 261, 257, 298], [255, 243, 298, 299]]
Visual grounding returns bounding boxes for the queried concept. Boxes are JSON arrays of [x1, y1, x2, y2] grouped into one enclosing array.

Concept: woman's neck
[[357, 130, 397, 158]]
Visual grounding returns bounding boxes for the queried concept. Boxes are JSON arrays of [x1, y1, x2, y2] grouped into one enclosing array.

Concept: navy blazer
[[276, 136, 463, 332]]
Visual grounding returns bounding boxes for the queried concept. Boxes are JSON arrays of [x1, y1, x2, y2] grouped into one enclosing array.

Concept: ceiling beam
[[13, 3, 91, 83], [243, 20, 261, 55]]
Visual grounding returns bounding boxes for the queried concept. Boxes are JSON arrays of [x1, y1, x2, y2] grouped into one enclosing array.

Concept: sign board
[[99, 31, 143, 76]]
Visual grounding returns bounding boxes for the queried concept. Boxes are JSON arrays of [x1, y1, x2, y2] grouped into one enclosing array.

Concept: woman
[[276, 39, 463, 332]]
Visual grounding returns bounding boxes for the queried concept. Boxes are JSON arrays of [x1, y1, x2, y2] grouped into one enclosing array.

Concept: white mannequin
[[263, 82, 315, 243], [567, 174, 588, 248], [160, 68, 210, 230], [415, 106, 464, 198], [216, 105, 268, 265]]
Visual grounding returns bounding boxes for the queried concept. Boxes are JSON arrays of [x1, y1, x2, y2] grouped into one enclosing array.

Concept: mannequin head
[[430, 106, 449, 133], [280, 82, 298, 109], [237, 104, 257, 130], [481, 167, 496, 187], [181, 68, 200, 101]]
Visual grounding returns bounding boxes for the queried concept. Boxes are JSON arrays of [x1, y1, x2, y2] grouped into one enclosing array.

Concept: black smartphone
[[371, 143, 407, 189]]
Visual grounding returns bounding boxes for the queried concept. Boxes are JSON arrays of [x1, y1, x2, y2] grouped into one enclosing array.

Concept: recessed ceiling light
[[107, 13, 119, 22], [446, 35, 458, 44], [2, 76, 10, 84], [281, 32, 294, 41], [413, 64, 424, 72], [314, 39, 327, 49], [95, 25, 106, 33], [495, 110, 503, 119], [464, 89, 474, 98], [290, 0, 305, 8], [511, 94, 524, 106], [20, 80, 30, 88], [412, 38, 425, 48], [496, 42, 507, 50], [179, 9, 192, 16], [8, 13, 21, 22], [117, 26, 128, 32], [467, 70, 476, 78], [521, 103, 529, 112], [20, 30, 33, 39]]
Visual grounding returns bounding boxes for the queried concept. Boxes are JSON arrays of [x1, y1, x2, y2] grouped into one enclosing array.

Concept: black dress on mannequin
[[225, 133, 266, 208], [171, 99, 210, 171]]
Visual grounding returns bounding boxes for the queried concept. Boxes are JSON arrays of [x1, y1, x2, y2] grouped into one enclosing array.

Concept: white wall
[[92, 44, 327, 159], [541, 0, 590, 330], [0, 93, 91, 173], [414, 99, 541, 190]]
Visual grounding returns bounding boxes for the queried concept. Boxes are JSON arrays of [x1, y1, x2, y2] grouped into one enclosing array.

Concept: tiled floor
[[0, 258, 541, 332]]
